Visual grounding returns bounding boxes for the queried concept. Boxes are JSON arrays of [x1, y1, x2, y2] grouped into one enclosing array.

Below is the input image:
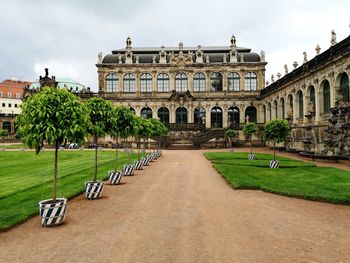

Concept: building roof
[[112, 45, 251, 53], [29, 78, 85, 91], [0, 79, 31, 98]]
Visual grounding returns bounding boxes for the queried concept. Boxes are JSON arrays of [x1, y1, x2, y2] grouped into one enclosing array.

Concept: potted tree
[[17, 87, 88, 226], [133, 116, 149, 170], [108, 106, 135, 183], [155, 120, 168, 157], [243, 122, 259, 159], [85, 97, 115, 199], [0, 129, 9, 151], [263, 119, 289, 168], [225, 129, 237, 152]]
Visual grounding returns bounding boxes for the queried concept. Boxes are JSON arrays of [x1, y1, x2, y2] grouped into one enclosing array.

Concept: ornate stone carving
[[306, 101, 315, 114], [240, 54, 244, 63], [205, 54, 210, 63], [315, 44, 321, 55], [125, 50, 133, 64], [277, 72, 281, 79], [223, 54, 227, 63], [187, 51, 193, 64], [159, 46, 167, 64], [195, 45, 204, 63], [293, 61, 298, 69], [284, 64, 289, 75], [271, 74, 275, 83], [98, 52, 103, 64], [118, 53, 123, 64], [135, 55, 139, 64], [260, 50, 265, 62], [230, 35, 236, 49], [331, 30, 337, 46], [303, 52, 307, 64], [126, 36, 132, 49], [152, 55, 156, 64], [265, 80, 270, 87]]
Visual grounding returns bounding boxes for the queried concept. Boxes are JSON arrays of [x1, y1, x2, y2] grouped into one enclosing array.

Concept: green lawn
[[0, 150, 142, 230], [205, 152, 350, 204]]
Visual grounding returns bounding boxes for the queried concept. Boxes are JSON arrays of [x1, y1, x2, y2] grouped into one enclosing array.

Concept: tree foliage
[[263, 119, 289, 143], [225, 129, 238, 139], [0, 129, 9, 138], [17, 87, 89, 153], [243, 122, 259, 137]]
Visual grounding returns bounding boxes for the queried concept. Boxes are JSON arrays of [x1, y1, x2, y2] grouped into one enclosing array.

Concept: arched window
[[193, 72, 206, 92], [323, 81, 330, 113], [308, 85, 316, 106], [340, 73, 349, 102], [158, 107, 169, 124], [157, 73, 169, 92], [130, 107, 136, 114], [176, 107, 187, 124], [280, 98, 285, 119], [141, 107, 152, 119], [194, 107, 206, 124], [2, 122, 11, 133], [175, 73, 188, 92], [123, 73, 135, 93], [267, 103, 272, 121], [288, 95, 293, 112], [245, 106, 257, 123], [273, 100, 278, 119], [228, 106, 240, 125], [105, 73, 118, 92], [140, 73, 152, 92], [245, 72, 257, 91], [228, 72, 240, 91], [211, 107, 223, 128], [263, 105, 266, 123], [210, 73, 223, 92], [297, 90, 304, 118]]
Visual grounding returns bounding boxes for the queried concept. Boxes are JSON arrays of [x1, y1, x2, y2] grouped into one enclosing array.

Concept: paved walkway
[[1, 150, 350, 262]]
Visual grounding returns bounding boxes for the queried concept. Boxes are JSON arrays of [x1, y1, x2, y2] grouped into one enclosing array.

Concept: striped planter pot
[[39, 198, 67, 227], [269, 160, 280, 168], [142, 157, 149, 166], [123, 164, 135, 176], [108, 171, 122, 185], [248, 154, 256, 160], [85, 180, 104, 199], [143, 156, 151, 166], [134, 160, 143, 170]]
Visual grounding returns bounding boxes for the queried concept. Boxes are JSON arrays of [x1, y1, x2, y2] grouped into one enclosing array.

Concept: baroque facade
[[97, 34, 350, 151]]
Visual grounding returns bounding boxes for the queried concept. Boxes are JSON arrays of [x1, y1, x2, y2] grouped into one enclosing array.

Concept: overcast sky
[[0, 0, 349, 90]]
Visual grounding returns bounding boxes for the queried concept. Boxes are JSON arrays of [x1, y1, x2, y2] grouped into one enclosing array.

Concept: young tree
[[0, 129, 9, 149], [243, 122, 259, 155], [109, 106, 135, 171], [16, 87, 89, 201], [147, 118, 168, 152], [263, 119, 289, 160], [134, 116, 151, 160], [85, 97, 115, 182], [225, 129, 237, 151]]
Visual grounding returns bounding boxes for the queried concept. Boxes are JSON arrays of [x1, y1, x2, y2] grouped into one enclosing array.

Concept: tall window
[[263, 105, 266, 123], [273, 101, 278, 119], [228, 106, 240, 125], [158, 107, 169, 123], [123, 73, 135, 93], [340, 73, 349, 102], [309, 86, 316, 105], [245, 106, 257, 123], [157, 73, 169, 92], [105, 73, 118, 92], [323, 81, 330, 113], [175, 73, 188, 92], [176, 107, 187, 124], [245, 72, 257, 91], [193, 72, 206, 92], [211, 107, 223, 128], [289, 95, 293, 114], [228, 72, 240, 91], [280, 98, 285, 118], [268, 103, 271, 121], [7, 92, 12, 98], [16, 93, 20, 99], [298, 91, 304, 118], [210, 72, 222, 92], [140, 73, 152, 92], [194, 107, 206, 123], [141, 107, 152, 119]]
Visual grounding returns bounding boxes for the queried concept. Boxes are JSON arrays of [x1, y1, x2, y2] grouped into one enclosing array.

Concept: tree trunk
[[273, 141, 276, 161], [53, 141, 58, 201], [127, 139, 131, 164], [137, 137, 141, 161], [115, 136, 119, 173], [93, 135, 98, 182], [251, 136, 253, 154]]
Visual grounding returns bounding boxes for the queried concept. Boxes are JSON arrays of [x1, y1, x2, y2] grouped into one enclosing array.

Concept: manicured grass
[[205, 152, 350, 204], [0, 150, 143, 230]]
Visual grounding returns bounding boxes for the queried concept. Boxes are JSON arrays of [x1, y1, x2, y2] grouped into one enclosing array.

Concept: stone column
[[240, 71, 245, 91], [239, 104, 246, 123], [206, 71, 211, 92], [170, 104, 176, 124], [188, 103, 193, 123], [135, 73, 140, 93], [315, 88, 322, 123], [205, 105, 211, 128], [187, 72, 193, 92], [303, 95, 309, 123], [222, 105, 228, 128], [152, 72, 157, 92], [222, 72, 228, 91]]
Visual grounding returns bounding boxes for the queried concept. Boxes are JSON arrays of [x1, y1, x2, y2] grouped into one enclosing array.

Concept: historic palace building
[[99, 32, 349, 152]]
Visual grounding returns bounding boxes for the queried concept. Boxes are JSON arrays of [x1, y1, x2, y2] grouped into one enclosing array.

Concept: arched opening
[[193, 72, 206, 92], [245, 106, 257, 123], [228, 72, 240, 91], [262, 105, 266, 123], [267, 103, 272, 121], [157, 73, 169, 92], [211, 107, 223, 128], [175, 73, 188, 92], [129, 107, 136, 114], [244, 72, 257, 91], [2, 122, 11, 133], [297, 90, 304, 118], [194, 107, 206, 124], [157, 107, 169, 124], [273, 100, 278, 119], [339, 73, 349, 102], [280, 98, 285, 119], [141, 107, 152, 119], [210, 73, 223, 92], [176, 107, 187, 124], [123, 73, 135, 93], [228, 106, 240, 126], [105, 73, 118, 92], [140, 73, 152, 92], [322, 80, 331, 113]]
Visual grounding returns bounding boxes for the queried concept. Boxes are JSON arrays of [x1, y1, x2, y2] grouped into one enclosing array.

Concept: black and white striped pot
[[134, 160, 143, 170], [39, 198, 67, 227], [269, 160, 280, 168], [248, 154, 256, 160], [123, 164, 135, 176], [108, 171, 122, 185], [143, 156, 151, 166], [228, 148, 234, 152], [85, 180, 104, 199]]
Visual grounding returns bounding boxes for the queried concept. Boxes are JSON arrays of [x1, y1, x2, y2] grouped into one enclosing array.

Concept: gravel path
[[1, 150, 350, 263]]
